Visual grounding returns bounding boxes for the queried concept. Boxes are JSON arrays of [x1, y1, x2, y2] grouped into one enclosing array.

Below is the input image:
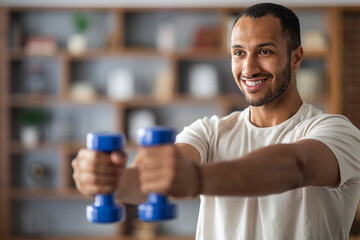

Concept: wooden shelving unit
[[0, 5, 351, 240]]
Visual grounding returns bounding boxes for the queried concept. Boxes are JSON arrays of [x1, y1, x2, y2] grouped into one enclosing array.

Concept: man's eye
[[259, 49, 273, 55], [234, 50, 244, 56]]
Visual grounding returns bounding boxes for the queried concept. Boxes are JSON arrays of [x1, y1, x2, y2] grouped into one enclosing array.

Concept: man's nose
[[242, 54, 260, 78]]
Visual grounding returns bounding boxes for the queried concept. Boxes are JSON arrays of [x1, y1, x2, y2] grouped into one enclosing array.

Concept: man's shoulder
[[207, 109, 248, 128], [297, 104, 360, 138], [301, 104, 352, 126]]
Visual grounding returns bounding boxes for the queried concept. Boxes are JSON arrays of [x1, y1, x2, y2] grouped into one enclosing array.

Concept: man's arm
[[74, 138, 339, 201], [72, 143, 201, 204], [71, 148, 147, 204], [117, 143, 201, 203], [200, 139, 340, 196], [138, 139, 340, 197]]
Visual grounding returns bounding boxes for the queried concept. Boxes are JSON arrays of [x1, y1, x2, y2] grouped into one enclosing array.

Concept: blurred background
[[0, 0, 360, 239]]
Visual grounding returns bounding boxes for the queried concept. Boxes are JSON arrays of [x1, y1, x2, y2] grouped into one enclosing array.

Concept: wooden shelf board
[[175, 48, 229, 60], [301, 94, 329, 107], [10, 94, 60, 107], [7, 47, 327, 62], [9, 140, 142, 154], [10, 236, 194, 240], [10, 141, 61, 153], [8, 47, 230, 61], [9, 94, 249, 114], [303, 48, 328, 59], [8, 49, 62, 60], [10, 140, 84, 154], [10, 188, 87, 200], [67, 48, 162, 60]]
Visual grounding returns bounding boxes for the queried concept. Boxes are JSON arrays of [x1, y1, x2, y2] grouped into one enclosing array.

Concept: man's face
[[231, 16, 293, 107]]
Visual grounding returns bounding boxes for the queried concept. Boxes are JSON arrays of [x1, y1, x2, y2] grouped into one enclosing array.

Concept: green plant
[[18, 108, 49, 126], [73, 12, 91, 34]]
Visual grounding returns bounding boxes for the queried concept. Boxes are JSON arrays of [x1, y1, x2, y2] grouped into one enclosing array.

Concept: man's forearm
[[200, 140, 338, 196], [116, 167, 147, 204]]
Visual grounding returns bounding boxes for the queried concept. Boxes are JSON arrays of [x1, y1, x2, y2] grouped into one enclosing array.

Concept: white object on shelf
[[20, 126, 40, 149], [156, 22, 175, 52], [67, 33, 87, 55], [302, 30, 327, 51], [154, 70, 174, 101], [189, 64, 219, 98], [296, 68, 324, 99], [128, 110, 156, 142], [106, 68, 135, 101], [70, 81, 97, 102]]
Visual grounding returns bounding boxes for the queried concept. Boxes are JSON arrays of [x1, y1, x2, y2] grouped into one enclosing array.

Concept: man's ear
[[292, 46, 304, 70]]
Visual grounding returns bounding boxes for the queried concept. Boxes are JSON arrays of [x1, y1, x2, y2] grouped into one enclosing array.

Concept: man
[[72, 3, 360, 239]]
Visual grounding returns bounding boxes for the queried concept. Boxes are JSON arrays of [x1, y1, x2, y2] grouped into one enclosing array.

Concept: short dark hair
[[233, 3, 301, 53]]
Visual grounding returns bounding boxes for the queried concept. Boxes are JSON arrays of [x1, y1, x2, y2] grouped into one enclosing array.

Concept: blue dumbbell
[[137, 127, 177, 222], [86, 132, 126, 223]]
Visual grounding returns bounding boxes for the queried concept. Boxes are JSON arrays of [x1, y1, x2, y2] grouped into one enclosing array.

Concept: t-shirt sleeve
[[175, 116, 217, 164], [303, 115, 360, 188]]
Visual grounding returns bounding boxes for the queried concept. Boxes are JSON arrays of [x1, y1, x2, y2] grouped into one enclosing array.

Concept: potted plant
[[18, 108, 49, 148], [67, 12, 91, 55]]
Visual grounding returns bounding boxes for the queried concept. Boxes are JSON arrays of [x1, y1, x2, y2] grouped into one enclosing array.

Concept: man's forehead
[[231, 16, 283, 44], [233, 15, 282, 33]]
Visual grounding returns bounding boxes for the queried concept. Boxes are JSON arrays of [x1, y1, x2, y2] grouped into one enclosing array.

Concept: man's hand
[[137, 144, 200, 198], [72, 149, 127, 198]]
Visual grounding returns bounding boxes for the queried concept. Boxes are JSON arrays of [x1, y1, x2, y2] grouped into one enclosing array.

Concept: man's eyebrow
[[231, 44, 244, 48], [231, 42, 278, 48], [257, 42, 278, 48]]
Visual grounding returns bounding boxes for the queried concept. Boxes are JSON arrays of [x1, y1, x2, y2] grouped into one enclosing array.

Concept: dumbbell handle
[[86, 132, 125, 223], [137, 127, 177, 221]]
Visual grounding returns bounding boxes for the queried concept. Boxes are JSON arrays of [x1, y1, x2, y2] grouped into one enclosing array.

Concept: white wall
[[0, 0, 360, 7]]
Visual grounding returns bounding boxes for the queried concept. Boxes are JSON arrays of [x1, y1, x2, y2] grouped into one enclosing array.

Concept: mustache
[[239, 73, 273, 80]]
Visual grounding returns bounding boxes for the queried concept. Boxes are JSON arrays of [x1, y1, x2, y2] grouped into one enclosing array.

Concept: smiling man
[[72, 3, 360, 240], [232, 17, 293, 108]]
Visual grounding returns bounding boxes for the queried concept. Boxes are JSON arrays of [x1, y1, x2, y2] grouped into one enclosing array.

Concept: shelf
[[303, 48, 328, 59], [8, 49, 62, 60], [10, 236, 194, 240], [10, 140, 84, 154], [117, 94, 245, 108], [10, 188, 87, 200], [10, 141, 63, 153], [10, 94, 61, 107], [9, 94, 245, 108], [66, 48, 165, 60], [1, 5, 345, 240], [301, 94, 329, 103], [8, 48, 162, 60], [8, 94, 144, 107], [8, 47, 229, 61], [9, 140, 146, 154], [175, 48, 229, 60]]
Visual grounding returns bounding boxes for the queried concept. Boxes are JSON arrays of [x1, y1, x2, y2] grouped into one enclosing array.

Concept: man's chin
[[248, 101, 265, 107], [246, 95, 273, 107]]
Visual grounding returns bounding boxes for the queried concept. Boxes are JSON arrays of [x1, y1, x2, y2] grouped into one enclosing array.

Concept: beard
[[240, 59, 292, 107]]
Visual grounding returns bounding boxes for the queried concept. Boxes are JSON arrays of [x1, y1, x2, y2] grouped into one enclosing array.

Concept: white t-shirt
[[176, 103, 360, 240]]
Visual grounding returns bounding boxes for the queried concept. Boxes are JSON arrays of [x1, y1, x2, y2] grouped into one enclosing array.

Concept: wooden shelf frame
[[0, 5, 347, 240], [0, 7, 11, 240]]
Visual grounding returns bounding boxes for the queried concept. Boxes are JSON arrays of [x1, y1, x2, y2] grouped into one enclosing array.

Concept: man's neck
[[249, 92, 303, 128]]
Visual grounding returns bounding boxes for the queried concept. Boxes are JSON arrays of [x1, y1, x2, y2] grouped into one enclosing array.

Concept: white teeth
[[246, 80, 264, 86]]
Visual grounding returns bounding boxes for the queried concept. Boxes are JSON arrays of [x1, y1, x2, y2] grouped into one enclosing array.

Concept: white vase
[[67, 33, 87, 55], [106, 68, 135, 101], [189, 64, 219, 98], [20, 126, 40, 149]]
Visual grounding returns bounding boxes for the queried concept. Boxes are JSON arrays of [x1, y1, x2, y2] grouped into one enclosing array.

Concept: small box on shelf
[[24, 36, 58, 57]]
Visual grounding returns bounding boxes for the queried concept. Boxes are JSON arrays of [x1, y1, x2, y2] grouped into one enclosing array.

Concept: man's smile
[[240, 76, 270, 92]]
